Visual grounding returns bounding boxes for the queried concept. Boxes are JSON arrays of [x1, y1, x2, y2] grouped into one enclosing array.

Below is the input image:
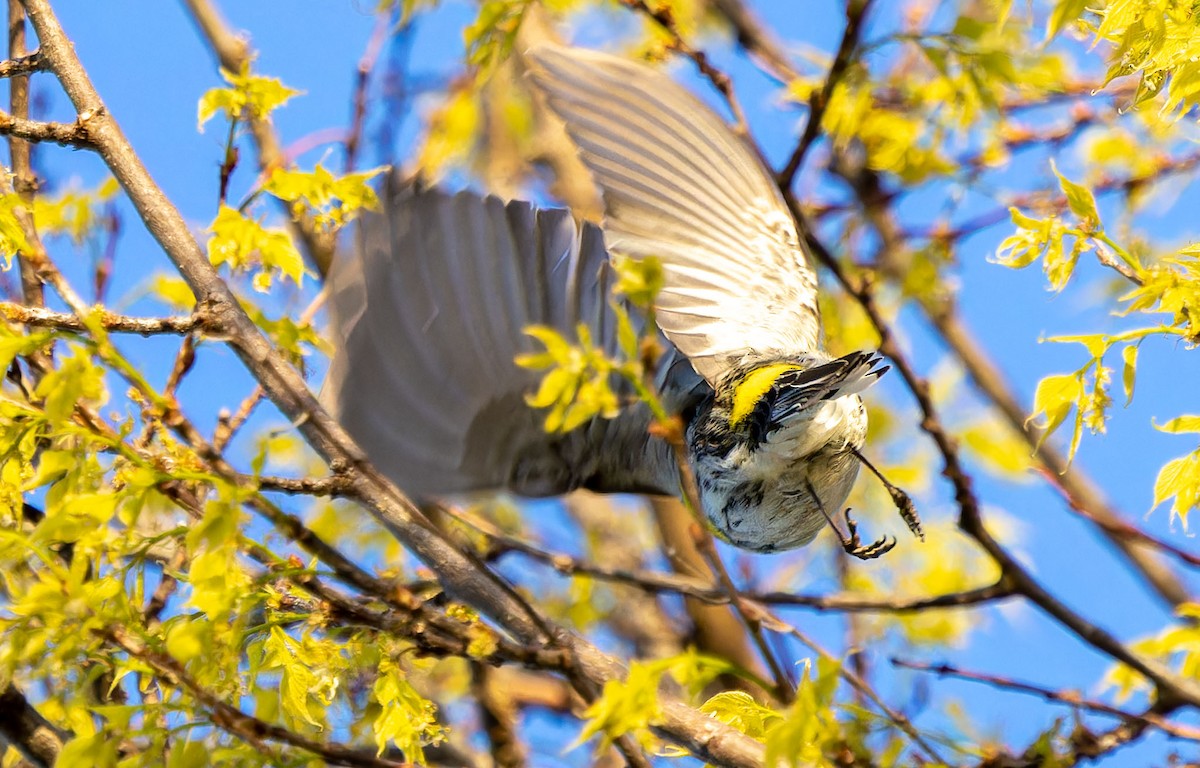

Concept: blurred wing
[[527, 44, 822, 385], [323, 180, 699, 499]]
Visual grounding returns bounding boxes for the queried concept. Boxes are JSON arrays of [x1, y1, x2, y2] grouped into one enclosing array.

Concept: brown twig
[[0, 48, 40, 77], [0, 684, 68, 768], [0, 302, 207, 335], [892, 658, 1200, 743], [778, 0, 873, 189], [457, 504, 1020, 612], [0, 108, 90, 146], [344, 10, 388, 173], [212, 384, 263, 453], [7, 2, 41, 314], [617, 0, 750, 136]]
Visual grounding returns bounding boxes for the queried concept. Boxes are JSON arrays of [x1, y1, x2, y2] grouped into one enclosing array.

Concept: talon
[[842, 508, 859, 541], [807, 482, 897, 560], [845, 534, 896, 560]]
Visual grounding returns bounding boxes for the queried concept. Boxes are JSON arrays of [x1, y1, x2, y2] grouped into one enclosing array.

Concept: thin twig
[[344, 10, 388, 173], [778, 0, 873, 189], [0, 302, 207, 335], [617, 0, 750, 136], [0, 48, 40, 77], [212, 384, 263, 453], [0, 108, 91, 146], [893, 658, 1200, 743], [465, 505, 1017, 611]]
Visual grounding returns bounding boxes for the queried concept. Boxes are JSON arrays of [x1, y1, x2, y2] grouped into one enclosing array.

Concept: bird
[[323, 44, 923, 557]]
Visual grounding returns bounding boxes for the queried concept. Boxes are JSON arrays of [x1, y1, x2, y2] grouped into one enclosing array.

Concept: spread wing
[[527, 44, 822, 386], [323, 179, 703, 499]]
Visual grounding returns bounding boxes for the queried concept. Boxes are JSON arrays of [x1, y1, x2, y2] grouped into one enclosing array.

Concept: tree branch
[[0, 301, 206, 335], [0, 685, 68, 768], [0, 108, 91, 146], [893, 658, 1200, 746], [0, 48, 40, 77], [778, 0, 872, 188]]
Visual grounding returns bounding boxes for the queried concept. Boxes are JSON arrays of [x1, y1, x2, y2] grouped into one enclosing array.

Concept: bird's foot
[[806, 480, 896, 560], [838, 508, 896, 560]]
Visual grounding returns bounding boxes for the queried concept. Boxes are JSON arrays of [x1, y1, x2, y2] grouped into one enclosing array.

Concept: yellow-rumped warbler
[[325, 45, 922, 557]]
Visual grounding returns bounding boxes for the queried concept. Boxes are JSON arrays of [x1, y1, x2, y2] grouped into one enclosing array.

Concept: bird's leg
[[849, 445, 925, 542], [805, 480, 896, 560]]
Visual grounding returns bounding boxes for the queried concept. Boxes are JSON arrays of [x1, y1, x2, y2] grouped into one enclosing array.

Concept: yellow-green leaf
[[1029, 373, 1082, 450], [207, 205, 307, 291], [1154, 415, 1200, 435], [198, 66, 302, 131], [1046, 0, 1089, 40], [1052, 161, 1101, 230], [1152, 451, 1200, 525], [1122, 344, 1138, 406]]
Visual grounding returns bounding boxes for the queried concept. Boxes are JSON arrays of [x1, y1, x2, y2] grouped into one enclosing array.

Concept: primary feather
[[323, 180, 698, 499], [526, 44, 823, 385]]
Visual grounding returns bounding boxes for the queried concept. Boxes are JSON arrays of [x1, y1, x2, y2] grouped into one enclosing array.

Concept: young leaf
[[1154, 415, 1200, 435], [1045, 0, 1089, 40], [1152, 450, 1200, 526], [198, 66, 302, 131], [576, 660, 665, 753], [1051, 160, 1101, 229], [207, 205, 307, 291], [1029, 373, 1083, 451], [1122, 344, 1138, 405]]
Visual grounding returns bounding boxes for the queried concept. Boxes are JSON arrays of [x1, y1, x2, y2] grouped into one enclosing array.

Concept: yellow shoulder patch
[[728, 363, 802, 428]]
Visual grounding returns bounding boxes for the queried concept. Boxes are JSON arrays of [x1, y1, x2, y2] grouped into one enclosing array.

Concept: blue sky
[[20, 1, 1200, 765]]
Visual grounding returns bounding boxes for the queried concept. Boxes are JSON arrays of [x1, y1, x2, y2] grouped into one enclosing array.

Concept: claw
[[840, 508, 896, 560], [806, 480, 897, 561]]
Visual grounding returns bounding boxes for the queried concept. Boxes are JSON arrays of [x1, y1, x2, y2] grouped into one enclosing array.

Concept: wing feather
[[527, 45, 822, 384], [323, 180, 697, 498]]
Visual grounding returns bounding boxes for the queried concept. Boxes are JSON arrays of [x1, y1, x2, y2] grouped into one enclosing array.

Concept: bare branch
[[0, 301, 205, 335], [778, 0, 873, 188], [0, 49, 41, 77], [893, 658, 1200, 744], [449, 504, 1019, 612], [0, 108, 91, 147], [0, 685, 68, 768]]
